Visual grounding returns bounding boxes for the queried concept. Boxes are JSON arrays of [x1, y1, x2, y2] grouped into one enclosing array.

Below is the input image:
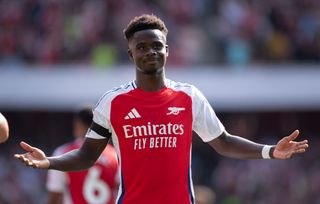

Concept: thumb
[[286, 130, 300, 141], [20, 141, 35, 152]]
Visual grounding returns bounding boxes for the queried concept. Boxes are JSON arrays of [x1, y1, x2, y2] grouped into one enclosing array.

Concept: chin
[[144, 68, 163, 75], [138, 65, 163, 75]]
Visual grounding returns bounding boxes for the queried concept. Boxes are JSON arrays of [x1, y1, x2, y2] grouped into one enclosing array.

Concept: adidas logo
[[125, 108, 141, 119]]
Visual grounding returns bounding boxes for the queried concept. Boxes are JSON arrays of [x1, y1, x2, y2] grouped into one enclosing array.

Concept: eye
[[137, 45, 146, 51], [153, 43, 164, 50]]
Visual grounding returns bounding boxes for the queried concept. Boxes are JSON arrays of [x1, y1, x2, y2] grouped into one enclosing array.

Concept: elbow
[[214, 145, 231, 157], [208, 131, 234, 157]]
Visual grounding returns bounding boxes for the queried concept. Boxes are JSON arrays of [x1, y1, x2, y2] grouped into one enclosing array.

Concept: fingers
[[19, 141, 35, 152], [292, 139, 308, 149], [290, 141, 309, 156], [14, 153, 28, 163], [286, 130, 300, 141], [14, 153, 22, 159], [14, 154, 38, 168], [296, 139, 308, 146], [295, 142, 309, 151], [295, 149, 306, 153]]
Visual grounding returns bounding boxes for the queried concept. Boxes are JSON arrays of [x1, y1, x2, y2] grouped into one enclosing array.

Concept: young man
[[15, 14, 309, 204], [46, 107, 118, 204]]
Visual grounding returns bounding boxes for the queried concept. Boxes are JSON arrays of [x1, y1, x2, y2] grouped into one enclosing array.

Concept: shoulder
[[166, 79, 200, 96], [166, 78, 193, 91], [94, 81, 135, 108]]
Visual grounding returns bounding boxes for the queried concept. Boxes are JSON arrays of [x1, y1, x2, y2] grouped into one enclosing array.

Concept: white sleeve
[[86, 93, 112, 139], [192, 86, 225, 142], [46, 148, 67, 192], [46, 169, 67, 192]]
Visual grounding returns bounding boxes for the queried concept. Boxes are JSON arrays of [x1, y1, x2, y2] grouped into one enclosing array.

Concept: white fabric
[[262, 145, 272, 159], [166, 79, 225, 142], [46, 147, 72, 204], [85, 128, 108, 139], [90, 79, 225, 142], [86, 82, 135, 139]]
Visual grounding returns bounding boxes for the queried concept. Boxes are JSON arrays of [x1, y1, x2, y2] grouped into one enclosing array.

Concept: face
[[128, 29, 169, 75]]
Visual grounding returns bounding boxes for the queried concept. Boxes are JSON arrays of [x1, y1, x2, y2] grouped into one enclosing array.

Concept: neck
[[135, 69, 166, 92]]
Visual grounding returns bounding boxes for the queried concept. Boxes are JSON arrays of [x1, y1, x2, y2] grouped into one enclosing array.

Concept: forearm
[[48, 137, 108, 171], [209, 131, 274, 159], [48, 149, 96, 171]]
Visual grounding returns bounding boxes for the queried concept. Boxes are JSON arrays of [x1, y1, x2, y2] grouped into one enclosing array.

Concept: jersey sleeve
[[192, 86, 225, 142], [86, 94, 112, 139], [47, 169, 67, 192]]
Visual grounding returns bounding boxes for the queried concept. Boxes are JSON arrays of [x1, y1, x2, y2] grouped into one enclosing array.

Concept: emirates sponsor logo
[[123, 122, 184, 138]]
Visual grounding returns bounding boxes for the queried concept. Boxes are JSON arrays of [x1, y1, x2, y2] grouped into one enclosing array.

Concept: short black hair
[[74, 106, 93, 127], [123, 14, 168, 41]]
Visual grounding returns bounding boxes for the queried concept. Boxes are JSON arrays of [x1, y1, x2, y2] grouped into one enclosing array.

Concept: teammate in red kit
[[15, 14, 309, 204], [47, 107, 118, 204]]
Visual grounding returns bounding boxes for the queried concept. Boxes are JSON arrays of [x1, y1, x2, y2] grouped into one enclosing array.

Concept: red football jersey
[[87, 79, 225, 204], [47, 139, 118, 204]]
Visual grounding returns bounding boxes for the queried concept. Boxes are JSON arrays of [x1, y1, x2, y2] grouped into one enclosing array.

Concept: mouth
[[144, 57, 159, 63]]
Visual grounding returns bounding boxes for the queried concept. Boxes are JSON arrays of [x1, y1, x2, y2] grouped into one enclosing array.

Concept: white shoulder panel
[[167, 79, 225, 142], [93, 81, 135, 131]]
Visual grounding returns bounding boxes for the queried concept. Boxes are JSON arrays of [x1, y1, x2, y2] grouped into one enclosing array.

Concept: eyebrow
[[135, 42, 146, 47]]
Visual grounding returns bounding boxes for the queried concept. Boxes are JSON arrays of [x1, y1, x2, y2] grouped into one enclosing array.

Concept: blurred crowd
[[192, 112, 320, 204], [1, 0, 320, 67], [0, 111, 319, 204]]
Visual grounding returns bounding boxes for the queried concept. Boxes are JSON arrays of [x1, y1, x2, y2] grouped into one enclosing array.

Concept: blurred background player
[[0, 112, 9, 143], [194, 185, 216, 204], [46, 106, 118, 204]]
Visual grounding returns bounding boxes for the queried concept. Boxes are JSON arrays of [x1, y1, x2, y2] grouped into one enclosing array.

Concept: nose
[[146, 48, 156, 56]]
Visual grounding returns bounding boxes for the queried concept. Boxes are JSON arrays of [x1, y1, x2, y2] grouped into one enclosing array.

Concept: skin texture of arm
[[208, 130, 308, 159], [48, 137, 109, 171], [208, 131, 265, 159], [14, 137, 109, 171], [47, 192, 63, 204]]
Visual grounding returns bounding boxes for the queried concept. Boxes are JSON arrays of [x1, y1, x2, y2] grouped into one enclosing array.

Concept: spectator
[[1, 0, 319, 66]]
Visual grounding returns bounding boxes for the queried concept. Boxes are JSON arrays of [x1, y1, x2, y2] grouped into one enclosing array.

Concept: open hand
[[14, 141, 50, 169], [273, 130, 309, 159]]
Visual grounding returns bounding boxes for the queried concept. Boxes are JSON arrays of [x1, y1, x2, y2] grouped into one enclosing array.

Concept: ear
[[128, 49, 133, 61], [165, 45, 169, 57]]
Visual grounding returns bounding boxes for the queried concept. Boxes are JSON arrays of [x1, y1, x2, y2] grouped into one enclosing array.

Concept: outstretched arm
[[208, 130, 308, 159], [14, 137, 109, 171], [48, 137, 109, 171]]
